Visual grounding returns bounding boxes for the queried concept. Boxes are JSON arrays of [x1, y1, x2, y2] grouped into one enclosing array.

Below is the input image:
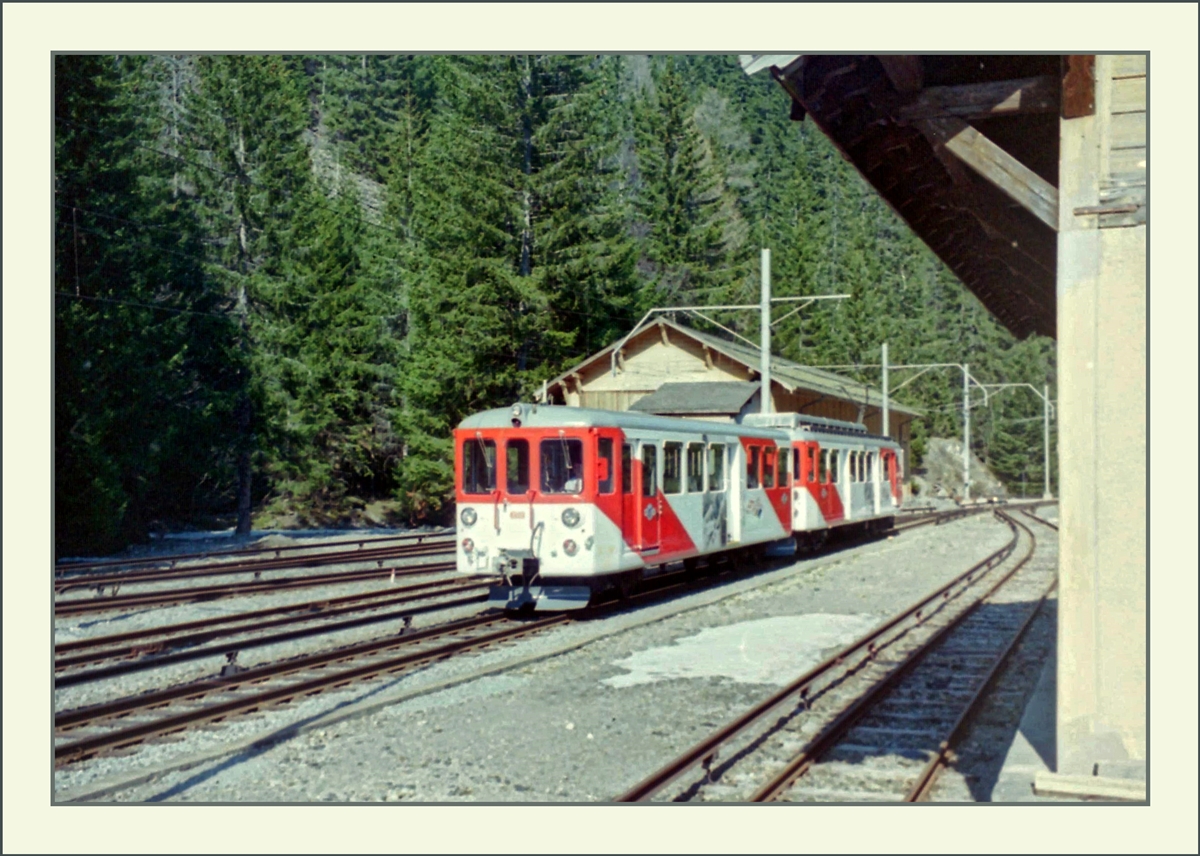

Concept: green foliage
[[55, 53, 1057, 554]]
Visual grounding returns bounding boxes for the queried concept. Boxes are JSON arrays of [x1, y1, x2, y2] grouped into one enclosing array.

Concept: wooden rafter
[[876, 55, 924, 94], [898, 75, 1059, 121], [918, 117, 1059, 230]]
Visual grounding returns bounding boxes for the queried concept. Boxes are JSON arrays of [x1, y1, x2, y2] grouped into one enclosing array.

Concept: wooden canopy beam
[[918, 116, 1059, 230], [876, 55, 924, 93], [898, 75, 1059, 121]]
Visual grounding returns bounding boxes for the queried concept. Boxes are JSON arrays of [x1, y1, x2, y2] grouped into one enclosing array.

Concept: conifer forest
[[55, 54, 1057, 555]]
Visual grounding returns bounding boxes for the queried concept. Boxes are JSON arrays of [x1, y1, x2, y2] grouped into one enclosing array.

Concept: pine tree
[[55, 55, 237, 553], [631, 57, 740, 311], [182, 55, 317, 533]]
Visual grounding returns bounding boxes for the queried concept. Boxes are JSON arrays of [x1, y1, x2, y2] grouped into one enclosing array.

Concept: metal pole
[[881, 342, 889, 437], [962, 364, 970, 501], [1043, 382, 1052, 499], [760, 248, 771, 414]]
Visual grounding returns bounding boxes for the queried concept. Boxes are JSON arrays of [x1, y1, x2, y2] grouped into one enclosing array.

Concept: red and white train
[[455, 403, 902, 610]]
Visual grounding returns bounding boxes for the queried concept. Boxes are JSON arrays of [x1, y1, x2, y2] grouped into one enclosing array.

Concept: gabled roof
[[629, 381, 759, 415], [546, 317, 922, 417]]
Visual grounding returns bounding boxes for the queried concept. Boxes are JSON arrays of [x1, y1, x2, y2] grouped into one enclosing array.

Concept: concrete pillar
[[1055, 55, 1147, 776]]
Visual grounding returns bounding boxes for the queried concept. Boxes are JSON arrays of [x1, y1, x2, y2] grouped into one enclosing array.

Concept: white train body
[[454, 404, 901, 609]]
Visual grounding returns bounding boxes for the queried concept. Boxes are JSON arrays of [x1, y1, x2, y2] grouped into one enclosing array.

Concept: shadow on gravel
[[141, 663, 435, 802], [963, 600, 1057, 802]]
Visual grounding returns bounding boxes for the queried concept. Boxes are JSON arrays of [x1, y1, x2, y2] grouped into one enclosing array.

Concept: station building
[[539, 316, 922, 474]]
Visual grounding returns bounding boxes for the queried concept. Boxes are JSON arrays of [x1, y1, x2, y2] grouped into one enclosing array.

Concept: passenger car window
[[708, 444, 725, 492], [622, 444, 632, 494], [663, 442, 683, 494], [540, 438, 584, 494], [597, 438, 614, 494], [763, 447, 776, 488], [779, 447, 789, 485], [747, 446, 760, 489], [687, 443, 705, 493], [463, 438, 496, 494], [641, 444, 657, 497], [506, 439, 529, 494]]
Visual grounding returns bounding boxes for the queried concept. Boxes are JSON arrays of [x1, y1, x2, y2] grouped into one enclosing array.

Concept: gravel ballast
[[56, 513, 1033, 803]]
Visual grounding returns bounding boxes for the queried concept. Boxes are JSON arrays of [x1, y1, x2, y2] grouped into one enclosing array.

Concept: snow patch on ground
[[602, 613, 879, 688]]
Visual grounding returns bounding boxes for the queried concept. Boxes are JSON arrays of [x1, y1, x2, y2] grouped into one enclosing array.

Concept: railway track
[[54, 612, 568, 766], [617, 508, 1057, 802], [52, 541, 777, 769], [54, 558, 458, 617], [55, 537, 454, 593], [55, 576, 494, 684], [55, 530, 453, 576], [53, 504, 1024, 771]]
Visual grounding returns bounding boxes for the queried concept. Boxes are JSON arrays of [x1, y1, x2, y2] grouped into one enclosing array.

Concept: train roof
[[457, 404, 786, 439]]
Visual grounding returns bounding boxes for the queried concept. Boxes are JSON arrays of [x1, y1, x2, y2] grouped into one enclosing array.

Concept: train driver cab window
[[463, 437, 496, 494], [597, 437, 614, 495], [540, 437, 584, 494], [747, 445, 760, 489], [829, 449, 840, 484], [506, 439, 529, 494], [707, 444, 725, 492], [818, 448, 827, 483], [808, 446, 817, 483], [621, 444, 633, 495], [641, 444, 657, 497], [848, 451, 857, 483], [779, 447, 789, 485], [793, 448, 800, 483], [687, 443, 705, 493], [663, 442, 683, 495], [763, 447, 776, 488]]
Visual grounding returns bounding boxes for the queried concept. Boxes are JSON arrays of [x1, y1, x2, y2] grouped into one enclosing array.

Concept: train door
[[762, 443, 788, 534], [621, 442, 635, 550], [635, 441, 660, 553], [728, 442, 744, 544], [872, 450, 882, 515]]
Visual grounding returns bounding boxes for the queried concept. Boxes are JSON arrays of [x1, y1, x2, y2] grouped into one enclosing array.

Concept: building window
[[687, 442, 705, 493], [506, 439, 529, 494], [463, 438, 496, 495], [708, 444, 725, 492], [663, 442, 683, 495], [597, 437, 614, 495]]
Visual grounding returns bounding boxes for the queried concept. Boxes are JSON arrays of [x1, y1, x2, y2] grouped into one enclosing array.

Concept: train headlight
[[561, 507, 581, 528], [460, 507, 477, 527], [461, 537, 475, 553], [562, 539, 579, 556]]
